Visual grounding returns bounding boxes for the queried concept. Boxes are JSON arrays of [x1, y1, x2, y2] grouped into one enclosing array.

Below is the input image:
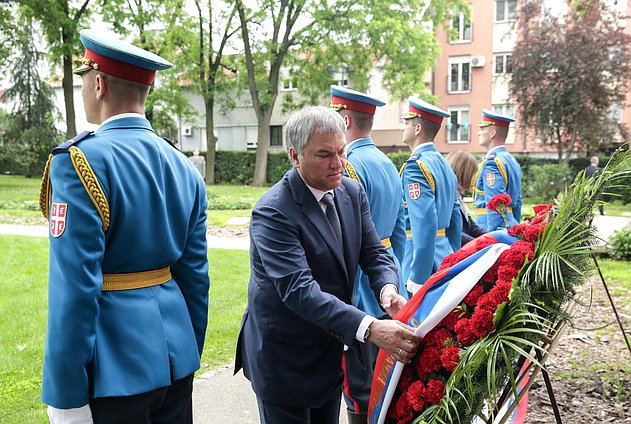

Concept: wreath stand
[[484, 309, 570, 424], [487, 251, 630, 424]]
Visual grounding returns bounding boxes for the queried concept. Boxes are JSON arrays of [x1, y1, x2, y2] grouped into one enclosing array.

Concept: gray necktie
[[321, 192, 343, 248]]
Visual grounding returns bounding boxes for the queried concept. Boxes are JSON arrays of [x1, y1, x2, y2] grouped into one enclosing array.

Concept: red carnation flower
[[418, 346, 442, 375], [481, 261, 501, 283], [426, 379, 446, 405], [441, 345, 461, 371], [471, 308, 496, 338], [424, 327, 451, 349], [439, 309, 463, 331], [406, 381, 427, 412], [463, 284, 485, 306], [454, 318, 477, 346], [399, 364, 414, 392], [487, 194, 512, 214], [394, 394, 413, 421]]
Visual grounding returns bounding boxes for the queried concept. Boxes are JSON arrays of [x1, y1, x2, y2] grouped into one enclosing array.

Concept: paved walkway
[[1, 216, 628, 423]]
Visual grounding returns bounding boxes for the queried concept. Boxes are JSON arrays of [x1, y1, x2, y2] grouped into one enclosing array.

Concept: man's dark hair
[[341, 109, 374, 132], [98, 71, 151, 104]]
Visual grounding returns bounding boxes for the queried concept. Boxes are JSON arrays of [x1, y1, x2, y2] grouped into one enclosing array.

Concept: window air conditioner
[[470, 55, 486, 68], [183, 126, 192, 136]]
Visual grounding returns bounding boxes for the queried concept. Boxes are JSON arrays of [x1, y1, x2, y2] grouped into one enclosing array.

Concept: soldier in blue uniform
[[400, 97, 462, 295], [474, 109, 522, 230], [39, 29, 210, 424], [330, 85, 407, 423]]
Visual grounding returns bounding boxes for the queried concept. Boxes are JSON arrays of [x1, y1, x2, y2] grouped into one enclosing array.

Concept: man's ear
[[94, 74, 106, 100], [414, 123, 422, 136], [289, 147, 300, 168], [489, 128, 497, 139], [343, 114, 350, 130]]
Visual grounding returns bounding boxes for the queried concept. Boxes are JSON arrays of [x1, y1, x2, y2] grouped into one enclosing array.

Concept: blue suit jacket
[[474, 146, 522, 230], [344, 137, 407, 317], [42, 116, 210, 408], [400, 143, 462, 292], [234, 168, 398, 408]]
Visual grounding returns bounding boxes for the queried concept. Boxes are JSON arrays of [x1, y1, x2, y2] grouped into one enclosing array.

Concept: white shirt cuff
[[356, 314, 376, 343], [47, 404, 93, 424], [379, 283, 398, 304], [407, 278, 422, 296]]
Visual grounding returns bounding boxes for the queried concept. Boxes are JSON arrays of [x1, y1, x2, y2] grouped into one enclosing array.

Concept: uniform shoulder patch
[[408, 182, 421, 200], [50, 202, 68, 237], [52, 131, 94, 155], [485, 172, 496, 186]]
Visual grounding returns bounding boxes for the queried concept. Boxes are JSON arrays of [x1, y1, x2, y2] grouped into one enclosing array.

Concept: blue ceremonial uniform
[[474, 146, 522, 230], [345, 138, 407, 316], [41, 116, 210, 409], [401, 143, 462, 293]]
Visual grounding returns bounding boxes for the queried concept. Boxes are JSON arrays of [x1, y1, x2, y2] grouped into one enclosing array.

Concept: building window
[[493, 53, 513, 75], [269, 125, 283, 147], [450, 12, 472, 43], [609, 102, 622, 124], [449, 57, 471, 93], [447, 107, 470, 143], [496, 0, 517, 22], [492, 104, 516, 124], [281, 69, 297, 91]]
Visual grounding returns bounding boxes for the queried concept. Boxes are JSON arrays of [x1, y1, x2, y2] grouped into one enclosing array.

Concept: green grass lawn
[[0, 235, 249, 424], [0, 175, 264, 227]]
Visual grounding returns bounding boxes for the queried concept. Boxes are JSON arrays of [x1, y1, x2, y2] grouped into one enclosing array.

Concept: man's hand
[[366, 320, 421, 364], [380, 285, 407, 317]]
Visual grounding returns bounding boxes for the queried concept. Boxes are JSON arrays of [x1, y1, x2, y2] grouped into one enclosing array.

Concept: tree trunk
[[252, 109, 272, 186], [62, 53, 76, 139], [204, 97, 217, 185]]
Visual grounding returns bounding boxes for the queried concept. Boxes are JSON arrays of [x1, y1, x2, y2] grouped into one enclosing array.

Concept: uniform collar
[[347, 137, 373, 154], [100, 113, 146, 127], [411, 141, 436, 155], [486, 145, 506, 158], [96, 114, 153, 133]]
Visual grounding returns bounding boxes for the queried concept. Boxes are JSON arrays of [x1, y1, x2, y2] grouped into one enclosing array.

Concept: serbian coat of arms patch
[[408, 182, 421, 200], [50, 203, 68, 238]]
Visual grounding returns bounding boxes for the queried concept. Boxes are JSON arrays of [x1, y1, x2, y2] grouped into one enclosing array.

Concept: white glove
[[47, 404, 93, 424]]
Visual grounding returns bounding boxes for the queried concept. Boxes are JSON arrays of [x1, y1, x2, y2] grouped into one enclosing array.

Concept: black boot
[[346, 409, 368, 424]]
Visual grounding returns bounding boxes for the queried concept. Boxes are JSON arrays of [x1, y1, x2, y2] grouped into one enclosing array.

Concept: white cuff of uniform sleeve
[[47, 404, 93, 424], [356, 315, 376, 343], [406, 278, 422, 296]]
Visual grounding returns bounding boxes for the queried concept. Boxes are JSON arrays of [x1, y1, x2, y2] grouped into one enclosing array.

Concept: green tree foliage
[[19, 0, 93, 139], [236, 0, 468, 186], [511, 1, 631, 163], [0, 15, 62, 177]]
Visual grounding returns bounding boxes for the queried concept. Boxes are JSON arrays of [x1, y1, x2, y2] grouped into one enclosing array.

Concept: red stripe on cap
[[409, 104, 444, 123], [84, 49, 156, 85], [331, 95, 377, 115]]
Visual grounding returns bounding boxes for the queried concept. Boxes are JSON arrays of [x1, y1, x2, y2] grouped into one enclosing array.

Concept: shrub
[[609, 227, 631, 261], [523, 163, 573, 203]]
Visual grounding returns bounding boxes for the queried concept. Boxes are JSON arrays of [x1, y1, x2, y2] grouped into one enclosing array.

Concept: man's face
[[477, 125, 493, 148], [400, 119, 417, 146], [291, 129, 346, 191]]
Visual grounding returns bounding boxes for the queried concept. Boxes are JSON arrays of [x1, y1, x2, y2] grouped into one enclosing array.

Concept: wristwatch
[[363, 325, 371, 342]]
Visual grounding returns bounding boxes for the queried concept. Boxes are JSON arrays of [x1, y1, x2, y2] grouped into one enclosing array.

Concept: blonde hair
[[446, 150, 478, 194]]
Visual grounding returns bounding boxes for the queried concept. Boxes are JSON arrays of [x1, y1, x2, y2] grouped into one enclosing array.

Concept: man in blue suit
[[400, 97, 462, 295], [474, 109, 522, 230], [40, 29, 210, 424], [235, 106, 421, 424], [330, 85, 407, 423]]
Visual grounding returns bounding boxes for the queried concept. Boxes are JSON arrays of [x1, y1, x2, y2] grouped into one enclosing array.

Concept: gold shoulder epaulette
[[415, 160, 436, 192], [345, 161, 362, 184], [399, 162, 407, 175], [39, 154, 54, 219], [494, 157, 509, 187], [69, 146, 111, 232]]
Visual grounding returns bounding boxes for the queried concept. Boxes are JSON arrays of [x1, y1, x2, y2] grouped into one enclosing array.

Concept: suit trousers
[[89, 374, 194, 424], [256, 387, 342, 424]]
